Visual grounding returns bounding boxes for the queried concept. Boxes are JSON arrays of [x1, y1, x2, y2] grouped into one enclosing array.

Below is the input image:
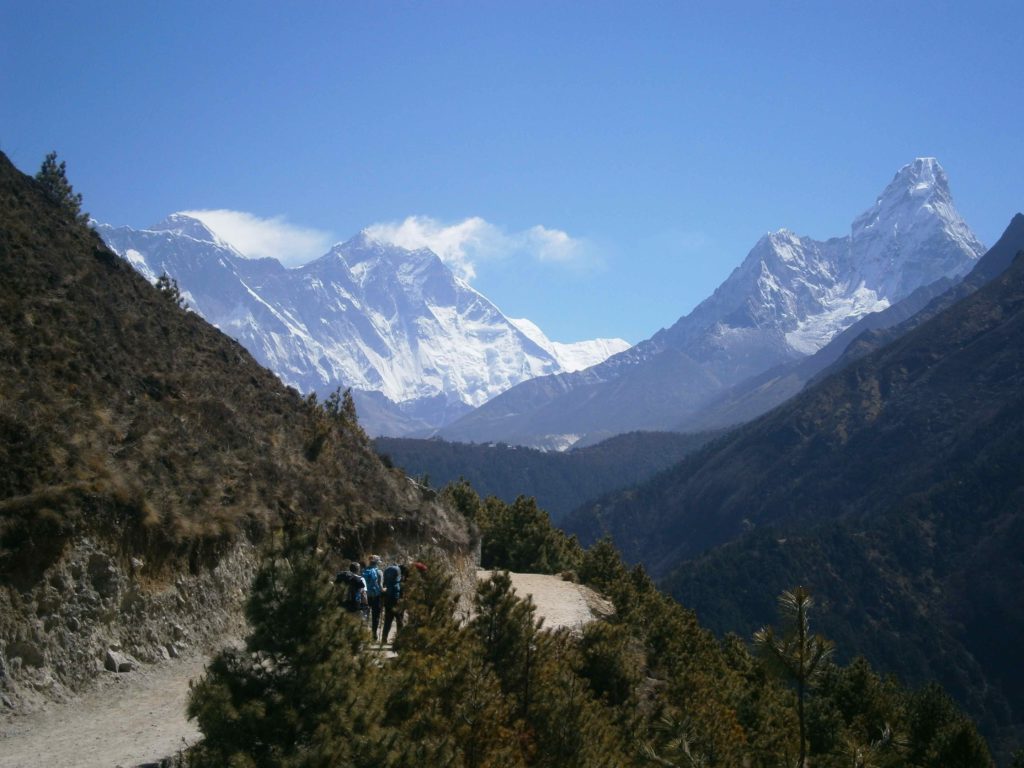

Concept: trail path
[[0, 572, 610, 767], [475, 570, 613, 632], [0, 654, 206, 768]]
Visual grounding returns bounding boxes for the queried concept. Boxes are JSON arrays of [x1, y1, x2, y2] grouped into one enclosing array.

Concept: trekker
[[335, 562, 367, 616], [381, 562, 403, 645], [363, 555, 384, 641]]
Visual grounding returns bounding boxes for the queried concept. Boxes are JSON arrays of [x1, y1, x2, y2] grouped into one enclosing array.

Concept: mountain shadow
[[564, 220, 1024, 760], [676, 213, 1024, 433], [375, 430, 717, 522]]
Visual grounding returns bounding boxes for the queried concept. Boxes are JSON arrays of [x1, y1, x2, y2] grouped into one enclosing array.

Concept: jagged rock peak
[[149, 212, 222, 244], [848, 158, 983, 299], [851, 157, 960, 238], [327, 230, 440, 267]]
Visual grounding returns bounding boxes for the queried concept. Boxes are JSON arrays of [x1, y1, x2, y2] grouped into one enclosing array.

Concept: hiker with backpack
[[335, 562, 367, 619], [363, 555, 384, 641], [380, 562, 403, 646]]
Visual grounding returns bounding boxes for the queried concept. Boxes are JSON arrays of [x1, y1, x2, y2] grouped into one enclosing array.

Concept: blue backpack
[[383, 564, 402, 598], [363, 566, 382, 598]]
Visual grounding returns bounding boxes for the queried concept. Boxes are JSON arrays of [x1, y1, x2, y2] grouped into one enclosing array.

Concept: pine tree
[[155, 272, 187, 309], [441, 479, 484, 523], [472, 570, 542, 713], [479, 495, 582, 573], [905, 684, 992, 768], [524, 629, 630, 768], [35, 151, 88, 224], [754, 587, 834, 768], [471, 571, 630, 767], [187, 531, 388, 767], [386, 562, 524, 767]]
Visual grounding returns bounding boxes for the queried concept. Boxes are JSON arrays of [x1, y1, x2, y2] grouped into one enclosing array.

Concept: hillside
[[375, 430, 715, 521], [0, 152, 473, 712], [564, 225, 1024, 758]]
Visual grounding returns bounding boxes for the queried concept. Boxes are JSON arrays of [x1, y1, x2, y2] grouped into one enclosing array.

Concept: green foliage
[[578, 621, 644, 708], [478, 492, 582, 573], [185, 519, 991, 768], [187, 531, 388, 767], [35, 151, 88, 223], [905, 685, 993, 768], [441, 478, 484, 523], [755, 587, 834, 768], [387, 563, 524, 767], [156, 272, 188, 309], [471, 571, 630, 767], [375, 431, 715, 522], [304, 387, 368, 462], [442, 480, 582, 574]]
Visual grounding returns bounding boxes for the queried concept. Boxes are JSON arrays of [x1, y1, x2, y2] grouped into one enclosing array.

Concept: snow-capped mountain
[[97, 219, 629, 436], [508, 317, 629, 372], [441, 158, 985, 447]]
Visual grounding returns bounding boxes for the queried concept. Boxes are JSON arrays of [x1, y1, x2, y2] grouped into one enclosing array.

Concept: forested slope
[[375, 430, 715, 521], [565, 227, 1024, 759]]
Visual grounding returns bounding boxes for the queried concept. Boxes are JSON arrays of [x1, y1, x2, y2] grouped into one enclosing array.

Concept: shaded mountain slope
[[0, 152, 472, 710], [564, 232, 1024, 757], [678, 214, 1024, 432], [375, 430, 716, 522], [815, 212, 1024, 382]]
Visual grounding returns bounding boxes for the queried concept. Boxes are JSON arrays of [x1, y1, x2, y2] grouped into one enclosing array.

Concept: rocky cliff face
[[0, 151, 476, 713]]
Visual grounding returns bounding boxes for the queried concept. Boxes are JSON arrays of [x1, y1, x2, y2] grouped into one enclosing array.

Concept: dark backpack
[[383, 564, 402, 598], [363, 566, 382, 598], [335, 571, 364, 609]]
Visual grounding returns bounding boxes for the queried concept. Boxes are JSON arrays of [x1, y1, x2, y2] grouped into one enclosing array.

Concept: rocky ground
[[0, 571, 609, 767]]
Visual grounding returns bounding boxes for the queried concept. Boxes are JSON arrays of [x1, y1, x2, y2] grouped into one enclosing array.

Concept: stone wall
[[0, 536, 257, 713]]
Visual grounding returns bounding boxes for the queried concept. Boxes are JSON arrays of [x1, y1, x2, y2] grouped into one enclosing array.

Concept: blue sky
[[2, 1, 1021, 343]]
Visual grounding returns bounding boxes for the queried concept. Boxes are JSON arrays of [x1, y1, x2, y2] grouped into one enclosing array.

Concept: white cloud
[[180, 209, 333, 266], [524, 225, 583, 263], [363, 215, 593, 282]]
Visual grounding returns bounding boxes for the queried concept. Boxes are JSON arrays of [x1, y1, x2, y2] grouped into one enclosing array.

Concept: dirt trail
[[0, 654, 206, 768], [0, 572, 609, 767], [476, 570, 613, 632]]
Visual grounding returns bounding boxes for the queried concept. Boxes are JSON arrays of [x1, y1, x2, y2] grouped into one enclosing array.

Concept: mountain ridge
[[562, 227, 1024, 759], [441, 158, 984, 448], [97, 219, 628, 436]]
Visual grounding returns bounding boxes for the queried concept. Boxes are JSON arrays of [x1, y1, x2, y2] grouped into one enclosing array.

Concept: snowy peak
[[98, 217, 628, 435], [324, 232, 445, 278], [509, 317, 631, 373], [848, 158, 983, 299], [852, 157, 952, 239], [150, 213, 224, 245], [669, 157, 983, 360]]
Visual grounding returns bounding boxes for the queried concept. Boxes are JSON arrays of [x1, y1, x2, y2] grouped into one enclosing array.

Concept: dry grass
[[0, 151, 469, 589]]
